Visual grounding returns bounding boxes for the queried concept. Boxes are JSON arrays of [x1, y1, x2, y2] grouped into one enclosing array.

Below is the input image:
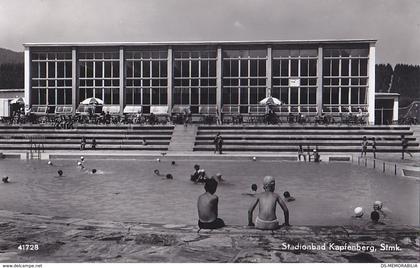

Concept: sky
[[0, 0, 419, 65]]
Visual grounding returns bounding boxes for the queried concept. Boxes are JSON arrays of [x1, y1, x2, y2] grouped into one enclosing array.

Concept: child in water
[[283, 191, 295, 202], [190, 164, 200, 182], [242, 184, 258, 196]]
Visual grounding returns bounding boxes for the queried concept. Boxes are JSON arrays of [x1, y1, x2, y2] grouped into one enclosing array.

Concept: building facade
[[24, 39, 376, 123]]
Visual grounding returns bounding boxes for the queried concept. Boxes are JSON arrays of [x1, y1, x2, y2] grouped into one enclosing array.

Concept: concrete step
[[197, 125, 411, 130], [197, 130, 414, 135], [0, 144, 168, 150], [193, 146, 420, 152], [168, 125, 197, 152], [194, 140, 419, 146]]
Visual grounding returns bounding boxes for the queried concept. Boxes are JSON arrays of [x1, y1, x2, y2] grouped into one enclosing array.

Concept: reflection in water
[[0, 159, 418, 226]]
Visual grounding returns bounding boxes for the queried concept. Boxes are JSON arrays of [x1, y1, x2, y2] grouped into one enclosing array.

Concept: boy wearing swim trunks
[[248, 176, 290, 230], [197, 178, 225, 230]]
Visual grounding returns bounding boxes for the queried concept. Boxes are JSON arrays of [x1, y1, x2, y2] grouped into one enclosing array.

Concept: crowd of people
[[297, 145, 321, 162], [0, 106, 373, 127], [193, 170, 388, 232]]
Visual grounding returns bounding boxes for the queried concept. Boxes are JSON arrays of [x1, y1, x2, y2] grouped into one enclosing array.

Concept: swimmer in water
[[91, 169, 97, 174], [370, 211, 385, 225], [373, 201, 391, 218], [77, 161, 85, 169], [190, 164, 200, 182], [154, 169, 160, 176], [166, 174, 173, 179], [242, 184, 258, 196], [283, 191, 295, 202], [248, 176, 290, 230], [2, 176, 9, 183], [171, 161, 176, 165], [215, 173, 224, 182], [57, 170, 63, 177], [197, 169, 208, 183]]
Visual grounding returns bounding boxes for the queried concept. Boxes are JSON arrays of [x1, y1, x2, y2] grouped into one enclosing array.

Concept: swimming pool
[[0, 158, 418, 226]]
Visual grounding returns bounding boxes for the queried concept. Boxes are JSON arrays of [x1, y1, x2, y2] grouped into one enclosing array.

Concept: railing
[[28, 135, 45, 160], [354, 156, 400, 177]]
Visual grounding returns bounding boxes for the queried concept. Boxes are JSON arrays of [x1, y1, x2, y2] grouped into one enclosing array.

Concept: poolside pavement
[[0, 210, 418, 263]]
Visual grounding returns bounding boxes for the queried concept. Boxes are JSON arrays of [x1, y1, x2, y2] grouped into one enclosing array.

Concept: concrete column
[[316, 46, 323, 115], [216, 47, 222, 119], [266, 46, 272, 96], [367, 43, 376, 125], [24, 47, 31, 113], [71, 48, 77, 114], [119, 47, 125, 115], [167, 47, 173, 113], [393, 97, 399, 122]]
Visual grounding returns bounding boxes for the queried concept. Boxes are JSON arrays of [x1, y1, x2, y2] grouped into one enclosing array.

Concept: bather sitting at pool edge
[[248, 176, 290, 230], [197, 177, 225, 230]]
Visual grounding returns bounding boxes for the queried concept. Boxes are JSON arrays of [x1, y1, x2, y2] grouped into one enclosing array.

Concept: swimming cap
[[373, 201, 383, 209], [354, 207, 364, 217], [263, 176, 275, 186], [77, 161, 82, 166], [199, 169, 205, 173]]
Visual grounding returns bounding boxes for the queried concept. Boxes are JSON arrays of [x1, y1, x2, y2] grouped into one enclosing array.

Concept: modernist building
[[24, 39, 376, 123]]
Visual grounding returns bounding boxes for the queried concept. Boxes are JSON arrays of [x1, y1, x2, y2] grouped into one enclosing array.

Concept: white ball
[[156, 158, 160, 162], [354, 207, 364, 217], [252, 157, 256, 161], [77, 161, 82, 166], [47, 161, 52, 165]]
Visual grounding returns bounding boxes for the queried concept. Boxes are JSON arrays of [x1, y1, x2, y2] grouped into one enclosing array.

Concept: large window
[[78, 51, 120, 105], [31, 51, 72, 107], [272, 48, 317, 112], [222, 49, 266, 113], [323, 47, 368, 111], [125, 49, 167, 112], [173, 48, 217, 113]]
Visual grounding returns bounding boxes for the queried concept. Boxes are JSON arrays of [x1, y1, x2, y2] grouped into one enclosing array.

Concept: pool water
[[0, 158, 418, 226]]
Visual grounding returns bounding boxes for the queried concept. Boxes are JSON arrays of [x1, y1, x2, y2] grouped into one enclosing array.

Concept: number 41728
[[18, 244, 39, 251]]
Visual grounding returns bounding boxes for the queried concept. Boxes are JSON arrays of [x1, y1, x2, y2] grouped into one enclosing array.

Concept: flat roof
[[375, 92, 400, 96], [23, 39, 377, 48], [0, 89, 24, 92]]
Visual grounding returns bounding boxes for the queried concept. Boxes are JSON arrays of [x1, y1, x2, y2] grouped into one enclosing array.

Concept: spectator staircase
[[168, 125, 197, 152], [193, 125, 420, 153], [0, 125, 174, 151]]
